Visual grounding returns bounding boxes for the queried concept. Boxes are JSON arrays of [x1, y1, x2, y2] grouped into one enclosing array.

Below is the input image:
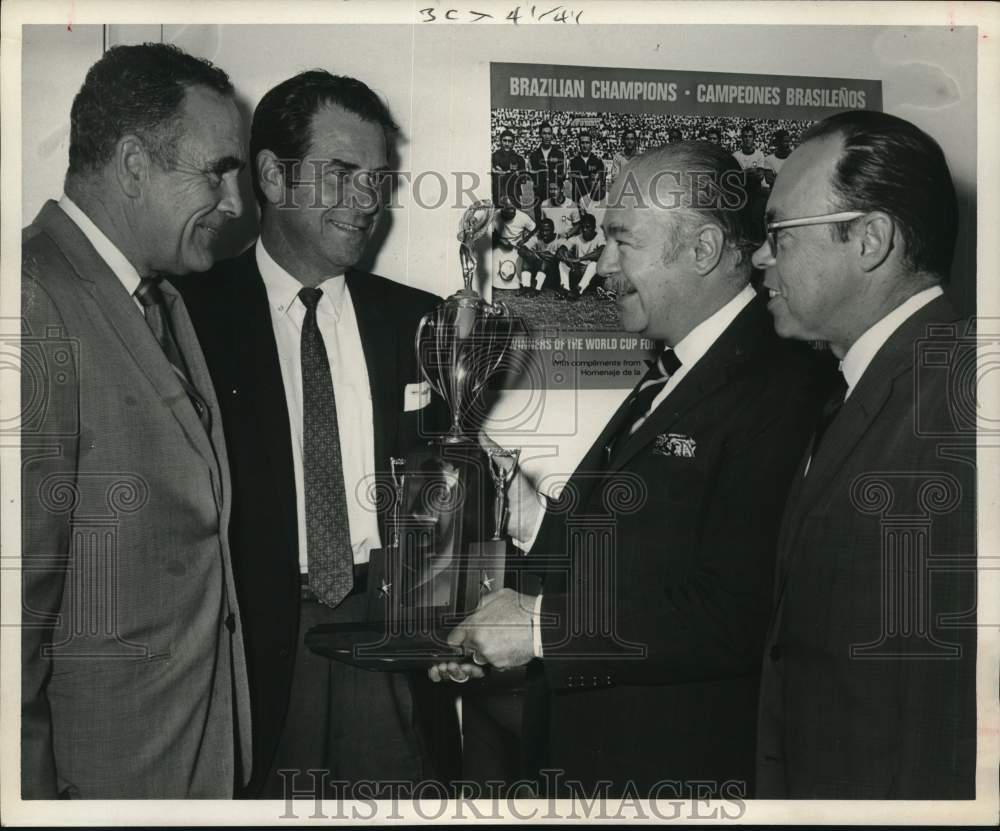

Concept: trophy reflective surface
[[306, 201, 519, 670]]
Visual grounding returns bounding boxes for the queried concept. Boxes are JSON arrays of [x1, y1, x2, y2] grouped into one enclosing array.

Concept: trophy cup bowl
[[415, 293, 514, 443], [416, 198, 515, 443]]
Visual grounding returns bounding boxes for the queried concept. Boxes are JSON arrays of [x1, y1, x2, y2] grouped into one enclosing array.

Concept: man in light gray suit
[[20, 43, 251, 798]]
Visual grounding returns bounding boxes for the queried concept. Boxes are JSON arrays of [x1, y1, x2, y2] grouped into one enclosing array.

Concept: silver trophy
[[306, 201, 521, 669], [415, 199, 514, 442], [388, 199, 517, 616]]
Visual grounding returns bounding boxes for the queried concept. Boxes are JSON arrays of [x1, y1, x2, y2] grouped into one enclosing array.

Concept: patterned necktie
[[606, 348, 682, 461], [299, 286, 355, 607], [134, 277, 210, 431]]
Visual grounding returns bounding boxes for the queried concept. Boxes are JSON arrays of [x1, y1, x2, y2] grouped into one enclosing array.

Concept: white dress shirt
[[256, 239, 381, 568], [58, 194, 143, 308], [527, 283, 757, 656], [631, 283, 756, 433], [840, 285, 944, 399]]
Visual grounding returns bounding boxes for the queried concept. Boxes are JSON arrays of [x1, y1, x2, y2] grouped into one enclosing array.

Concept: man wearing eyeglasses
[[752, 110, 976, 799], [174, 70, 455, 798]]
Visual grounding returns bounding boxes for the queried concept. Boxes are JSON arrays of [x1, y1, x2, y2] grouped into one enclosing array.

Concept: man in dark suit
[[21, 43, 251, 798], [491, 129, 527, 208], [568, 132, 606, 203], [176, 70, 454, 799], [751, 110, 976, 798], [433, 142, 826, 797], [527, 121, 566, 211]]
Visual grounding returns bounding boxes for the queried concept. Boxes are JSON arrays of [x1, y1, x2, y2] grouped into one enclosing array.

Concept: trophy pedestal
[[306, 441, 509, 671]]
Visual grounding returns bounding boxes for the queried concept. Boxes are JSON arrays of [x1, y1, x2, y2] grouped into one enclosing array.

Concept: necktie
[[299, 286, 355, 607], [134, 278, 210, 431], [807, 373, 849, 471], [606, 348, 682, 461]]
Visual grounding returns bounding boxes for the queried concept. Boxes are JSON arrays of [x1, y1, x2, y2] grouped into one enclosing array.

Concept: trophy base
[[305, 538, 508, 673], [304, 443, 509, 673], [304, 620, 465, 672]]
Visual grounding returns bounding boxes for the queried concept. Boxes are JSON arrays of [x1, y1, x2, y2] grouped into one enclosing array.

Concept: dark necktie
[[134, 278, 210, 431], [606, 348, 682, 461], [808, 373, 849, 471], [299, 286, 354, 607]]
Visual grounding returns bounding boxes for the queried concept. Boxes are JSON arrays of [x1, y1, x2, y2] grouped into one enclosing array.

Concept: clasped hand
[[428, 588, 536, 684]]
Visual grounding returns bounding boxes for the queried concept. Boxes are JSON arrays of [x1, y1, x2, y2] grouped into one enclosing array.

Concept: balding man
[[434, 142, 827, 797], [752, 110, 976, 799]]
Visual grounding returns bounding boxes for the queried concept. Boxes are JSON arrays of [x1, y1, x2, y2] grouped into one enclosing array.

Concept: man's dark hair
[[538, 121, 552, 133], [580, 213, 597, 229], [250, 69, 398, 206], [802, 110, 957, 278], [67, 42, 233, 175], [500, 129, 515, 141], [706, 128, 721, 140], [773, 129, 789, 142], [622, 129, 636, 141]]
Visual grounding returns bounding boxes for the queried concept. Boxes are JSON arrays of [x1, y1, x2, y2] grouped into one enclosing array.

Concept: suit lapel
[[161, 281, 228, 505], [775, 294, 962, 597], [607, 297, 764, 473], [36, 202, 219, 475], [789, 375, 894, 522], [609, 356, 729, 473], [230, 249, 300, 544], [543, 294, 764, 539], [346, 269, 397, 470]]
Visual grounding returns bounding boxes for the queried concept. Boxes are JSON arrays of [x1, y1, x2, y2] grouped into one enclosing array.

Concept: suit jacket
[[569, 153, 607, 202], [756, 295, 977, 799], [491, 149, 527, 206], [20, 201, 251, 798], [523, 295, 828, 797], [527, 145, 567, 198], [173, 245, 444, 794]]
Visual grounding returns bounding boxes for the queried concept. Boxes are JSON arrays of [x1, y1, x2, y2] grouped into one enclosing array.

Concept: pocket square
[[653, 432, 696, 458], [404, 381, 432, 412]]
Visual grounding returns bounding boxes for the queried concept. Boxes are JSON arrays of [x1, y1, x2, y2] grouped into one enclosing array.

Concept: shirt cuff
[[533, 592, 544, 658]]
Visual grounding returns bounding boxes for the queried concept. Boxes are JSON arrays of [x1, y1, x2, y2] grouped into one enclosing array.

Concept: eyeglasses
[[763, 211, 865, 257]]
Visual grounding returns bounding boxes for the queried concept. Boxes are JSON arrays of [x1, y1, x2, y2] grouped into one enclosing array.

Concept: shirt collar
[[256, 238, 348, 321], [672, 283, 756, 369], [58, 194, 142, 297], [840, 285, 944, 397]]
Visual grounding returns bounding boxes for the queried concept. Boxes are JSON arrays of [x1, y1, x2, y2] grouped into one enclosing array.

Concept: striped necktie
[[606, 348, 682, 461]]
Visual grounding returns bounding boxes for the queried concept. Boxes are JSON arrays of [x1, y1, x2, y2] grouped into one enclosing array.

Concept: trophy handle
[[414, 309, 445, 402], [463, 302, 512, 408], [483, 301, 511, 379]]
